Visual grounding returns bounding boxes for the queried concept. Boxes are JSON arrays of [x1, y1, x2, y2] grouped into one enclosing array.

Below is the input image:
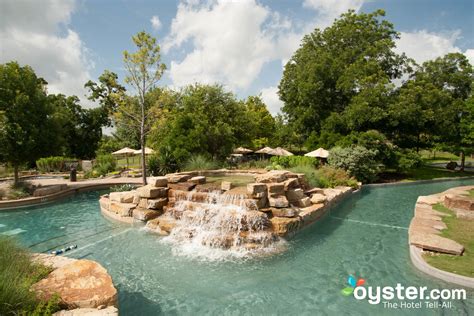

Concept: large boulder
[[270, 217, 301, 236], [147, 176, 168, 187], [255, 170, 288, 183], [299, 203, 325, 225], [268, 195, 289, 208], [189, 176, 206, 184], [109, 191, 135, 203], [31, 260, 117, 309], [247, 183, 267, 198], [410, 233, 464, 255], [132, 208, 161, 221], [310, 193, 327, 204], [444, 194, 474, 211], [109, 202, 135, 217], [137, 185, 167, 199]]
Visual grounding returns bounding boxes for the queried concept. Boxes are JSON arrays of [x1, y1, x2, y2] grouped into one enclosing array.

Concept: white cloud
[[465, 49, 474, 65], [260, 86, 283, 115], [0, 0, 94, 105], [150, 15, 162, 30], [164, 0, 298, 90], [395, 30, 462, 64], [303, 0, 364, 28]]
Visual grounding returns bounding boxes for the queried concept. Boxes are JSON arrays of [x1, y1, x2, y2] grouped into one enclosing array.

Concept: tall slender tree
[[122, 31, 166, 184]]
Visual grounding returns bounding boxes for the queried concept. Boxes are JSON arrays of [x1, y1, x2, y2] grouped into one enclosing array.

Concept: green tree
[[244, 96, 275, 148], [279, 9, 408, 138], [0, 62, 57, 184], [122, 31, 166, 184]]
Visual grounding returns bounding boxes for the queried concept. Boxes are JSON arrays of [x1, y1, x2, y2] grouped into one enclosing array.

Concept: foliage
[[184, 154, 219, 171], [0, 62, 58, 183], [235, 159, 270, 170], [395, 150, 423, 173], [288, 165, 320, 188], [93, 154, 117, 176], [328, 146, 380, 183], [270, 156, 319, 168], [110, 184, 136, 192], [36, 156, 76, 173], [243, 96, 276, 148], [279, 9, 409, 138], [95, 135, 123, 156], [147, 147, 179, 176], [0, 237, 59, 315], [316, 165, 359, 189]]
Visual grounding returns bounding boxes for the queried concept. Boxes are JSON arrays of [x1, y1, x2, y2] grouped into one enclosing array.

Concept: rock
[[168, 182, 196, 191], [247, 183, 267, 197], [410, 233, 464, 255], [137, 185, 167, 198], [283, 178, 300, 190], [157, 217, 178, 233], [31, 253, 77, 270], [310, 193, 327, 204], [189, 176, 206, 184], [109, 202, 135, 217], [99, 197, 110, 211], [54, 306, 118, 315], [410, 217, 447, 231], [267, 183, 285, 195], [270, 217, 301, 236], [322, 188, 343, 201], [446, 161, 457, 170], [132, 208, 161, 221], [305, 188, 324, 195], [268, 195, 289, 208], [255, 170, 288, 183], [270, 208, 298, 218], [221, 181, 233, 191], [417, 195, 443, 206], [167, 174, 192, 183], [292, 197, 312, 208], [33, 184, 68, 197], [286, 188, 305, 202], [147, 198, 168, 210], [109, 191, 135, 203], [31, 260, 117, 309], [444, 194, 474, 211], [299, 203, 325, 224], [147, 176, 168, 187], [138, 198, 149, 209]]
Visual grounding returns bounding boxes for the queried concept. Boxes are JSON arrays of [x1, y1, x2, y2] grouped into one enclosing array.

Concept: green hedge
[[36, 156, 77, 172], [270, 156, 319, 168]]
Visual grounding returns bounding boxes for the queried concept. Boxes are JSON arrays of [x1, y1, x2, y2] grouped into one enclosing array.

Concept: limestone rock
[[310, 193, 327, 204], [417, 195, 443, 206], [410, 233, 464, 255], [31, 253, 77, 270], [147, 198, 168, 210], [255, 170, 288, 183], [292, 197, 312, 208], [247, 183, 267, 198], [109, 191, 135, 203], [270, 217, 301, 236], [109, 202, 135, 217], [31, 260, 117, 309], [444, 194, 474, 211], [190, 176, 206, 184], [283, 178, 299, 191], [33, 184, 68, 197], [54, 306, 118, 316], [268, 195, 289, 208], [267, 183, 285, 195], [137, 185, 167, 199], [132, 208, 161, 221], [299, 203, 325, 224], [270, 207, 298, 218], [147, 176, 168, 187], [167, 174, 192, 183], [411, 217, 447, 231], [221, 181, 233, 191], [286, 188, 305, 202], [99, 197, 110, 211], [146, 216, 177, 235], [168, 182, 196, 191]]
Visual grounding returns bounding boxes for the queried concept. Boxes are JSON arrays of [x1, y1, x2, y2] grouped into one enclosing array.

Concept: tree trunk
[[13, 165, 19, 186], [460, 151, 465, 172], [141, 120, 147, 185]]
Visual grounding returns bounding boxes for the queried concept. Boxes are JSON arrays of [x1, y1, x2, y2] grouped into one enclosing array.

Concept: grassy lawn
[[404, 166, 474, 181], [420, 150, 474, 164], [466, 189, 474, 198], [206, 175, 255, 187], [423, 204, 474, 277]]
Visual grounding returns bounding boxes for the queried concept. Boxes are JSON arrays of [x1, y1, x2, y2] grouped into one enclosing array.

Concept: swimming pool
[[1, 179, 473, 315]]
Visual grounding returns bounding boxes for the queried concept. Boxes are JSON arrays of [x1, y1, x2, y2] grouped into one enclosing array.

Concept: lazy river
[[1, 178, 473, 315]]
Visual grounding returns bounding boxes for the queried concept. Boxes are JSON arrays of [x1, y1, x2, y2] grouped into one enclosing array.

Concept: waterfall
[[161, 190, 286, 260]]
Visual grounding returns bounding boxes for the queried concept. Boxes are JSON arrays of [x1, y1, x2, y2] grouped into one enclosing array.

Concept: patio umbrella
[[233, 147, 253, 154], [268, 147, 294, 156], [255, 146, 274, 154], [305, 147, 329, 158], [133, 147, 155, 155], [112, 147, 136, 168]]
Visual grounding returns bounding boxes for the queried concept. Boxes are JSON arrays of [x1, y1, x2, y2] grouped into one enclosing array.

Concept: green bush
[[93, 154, 117, 176], [396, 150, 423, 173], [36, 156, 76, 173], [0, 237, 59, 315], [288, 165, 320, 187], [184, 154, 219, 171], [236, 159, 270, 170], [316, 165, 358, 188], [328, 146, 380, 183], [147, 148, 179, 176], [110, 184, 136, 192], [270, 156, 319, 168]]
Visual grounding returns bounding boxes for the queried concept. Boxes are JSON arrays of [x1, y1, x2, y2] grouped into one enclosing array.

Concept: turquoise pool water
[[1, 179, 474, 315]]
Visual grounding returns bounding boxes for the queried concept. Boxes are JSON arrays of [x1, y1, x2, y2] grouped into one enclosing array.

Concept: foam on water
[[1, 228, 26, 236]]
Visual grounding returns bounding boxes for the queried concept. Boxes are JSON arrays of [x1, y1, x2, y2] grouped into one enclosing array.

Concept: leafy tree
[[279, 9, 409, 138], [122, 31, 166, 184], [243, 96, 275, 148], [328, 146, 380, 183], [0, 62, 57, 184]]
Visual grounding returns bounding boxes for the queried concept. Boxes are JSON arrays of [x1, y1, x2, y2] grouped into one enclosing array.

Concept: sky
[[1, 0, 473, 114]]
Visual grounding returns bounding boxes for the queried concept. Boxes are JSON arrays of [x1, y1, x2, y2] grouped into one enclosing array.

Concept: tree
[[278, 9, 409, 138], [85, 70, 126, 120], [0, 62, 57, 184], [122, 31, 166, 184], [243, 96, 276, 148]]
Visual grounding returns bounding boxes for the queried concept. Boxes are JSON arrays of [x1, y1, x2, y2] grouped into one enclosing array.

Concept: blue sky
[[1, 0, 473, 113]]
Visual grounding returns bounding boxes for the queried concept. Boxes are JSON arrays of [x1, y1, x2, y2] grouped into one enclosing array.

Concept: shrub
[[184, 154, 219, 171], [0, 237, 59, 315], [36, 156, 73, 173], [288, 165, 320, 187], [110, 184, 136, 192], [93, 154, 117, 176], [236, 159, 270, 170], [328, 146, 380, 183], [396, 150, 423, 173], [270, 156, 319, 168], [316, 165, 358, 188], [147, 148, 179, 176]]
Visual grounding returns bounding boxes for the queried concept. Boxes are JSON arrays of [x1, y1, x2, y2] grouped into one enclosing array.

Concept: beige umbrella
[[268, 147, 294, 156], [233, 147, 253, 154], [133, 147, 155, 155], [255, 146, 274, 154], [305, 147, 329, 158], [112, 147, 136, 168]]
